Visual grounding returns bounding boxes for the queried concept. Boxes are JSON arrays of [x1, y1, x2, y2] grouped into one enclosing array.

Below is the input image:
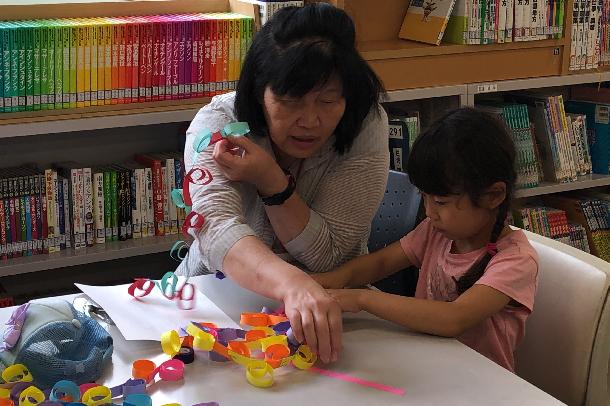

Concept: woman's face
[[262, 77, 346, 160]]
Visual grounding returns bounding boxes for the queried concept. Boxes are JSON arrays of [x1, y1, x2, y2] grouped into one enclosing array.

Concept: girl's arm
[[312, 241, 413, 289], [331, 284, 511, 337]]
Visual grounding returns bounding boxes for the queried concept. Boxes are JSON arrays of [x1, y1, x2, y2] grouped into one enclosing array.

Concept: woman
[[176, 3, 389, 364]]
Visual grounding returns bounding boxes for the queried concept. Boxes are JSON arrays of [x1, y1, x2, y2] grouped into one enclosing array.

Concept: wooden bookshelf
[[0, 234, 184, 277], [0, 99, 208, 138]]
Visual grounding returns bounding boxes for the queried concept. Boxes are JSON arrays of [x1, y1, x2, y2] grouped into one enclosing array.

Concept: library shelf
[[385, 85, 468, 103], [515, 174, 610, 198], [0, 234, 185, 277], [0, 100, 210, 138]]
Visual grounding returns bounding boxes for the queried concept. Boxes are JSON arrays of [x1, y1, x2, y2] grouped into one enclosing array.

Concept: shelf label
[[475, 83, 498, 94]]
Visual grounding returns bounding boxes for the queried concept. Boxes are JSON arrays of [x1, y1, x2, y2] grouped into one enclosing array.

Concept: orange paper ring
[[240, 313, 271, 327], [132, 359, 156, 381], [0, 399, 13, 406], [265, 344, 290, 369], [245, 329, 267, 342], [228, 341, 251, 357]]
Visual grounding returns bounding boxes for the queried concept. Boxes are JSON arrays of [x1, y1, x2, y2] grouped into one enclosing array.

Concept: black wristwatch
[[260, 169, 296, 206]]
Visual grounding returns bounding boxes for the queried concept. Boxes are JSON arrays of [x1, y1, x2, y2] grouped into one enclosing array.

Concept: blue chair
[[369, 170, 422, 296]]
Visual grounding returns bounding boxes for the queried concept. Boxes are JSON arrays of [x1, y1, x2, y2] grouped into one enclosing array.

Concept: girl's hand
[[212, 136, 287, 196], [310, 269, 352, 289], [281, 278, 343, 364], [327, 289, 365, 313]]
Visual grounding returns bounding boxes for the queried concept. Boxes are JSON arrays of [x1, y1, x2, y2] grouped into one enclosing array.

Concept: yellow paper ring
[[161, 330, 182, 357], [259, 335, 287, 351], [81, 386, 112, 406], [245, 360, 274, 388], [227, 350, 254, 367], [292, 345, 316, 370], [0, 388, 10, 399], [2, 365, 33, 383], [18, 386, 44, 406], [186, 323, 215, 351]]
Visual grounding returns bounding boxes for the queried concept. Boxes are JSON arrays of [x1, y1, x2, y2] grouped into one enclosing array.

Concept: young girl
[[313, 107, 539, 372]]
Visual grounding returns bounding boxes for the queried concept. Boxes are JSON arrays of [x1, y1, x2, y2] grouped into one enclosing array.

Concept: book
[[400, 0, 459, 45]]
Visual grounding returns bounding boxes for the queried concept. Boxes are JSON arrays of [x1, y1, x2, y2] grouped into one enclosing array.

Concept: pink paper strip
[[308, 366, 405, 396]]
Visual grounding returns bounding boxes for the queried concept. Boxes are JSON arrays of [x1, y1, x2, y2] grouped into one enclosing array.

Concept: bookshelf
[[1, 234, 184, 277], [515, 175, 610, 198], [0, 101, 204, 138]]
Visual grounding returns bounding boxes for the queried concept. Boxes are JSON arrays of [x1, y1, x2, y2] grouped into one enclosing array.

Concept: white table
[[0, 276, 565, 405]]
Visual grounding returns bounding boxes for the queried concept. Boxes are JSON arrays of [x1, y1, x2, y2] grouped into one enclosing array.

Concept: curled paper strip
[[127, 272, 195, 310]]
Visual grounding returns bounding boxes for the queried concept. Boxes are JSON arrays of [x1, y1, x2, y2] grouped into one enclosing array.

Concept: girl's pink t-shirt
[[400, 218, 539, 371]]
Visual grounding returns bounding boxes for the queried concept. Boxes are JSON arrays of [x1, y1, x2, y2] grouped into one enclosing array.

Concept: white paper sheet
[[75, 275, 240, 341]]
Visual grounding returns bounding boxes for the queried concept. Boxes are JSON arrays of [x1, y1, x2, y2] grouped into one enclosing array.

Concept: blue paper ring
[[50, 380, 81, 402]]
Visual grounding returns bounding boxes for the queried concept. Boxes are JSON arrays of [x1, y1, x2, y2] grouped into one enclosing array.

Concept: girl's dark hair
[[234, 3, 384, 154], [407, 107, 517, 294]]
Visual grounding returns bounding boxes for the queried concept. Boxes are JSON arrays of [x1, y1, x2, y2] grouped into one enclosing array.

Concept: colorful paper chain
[[162, 122, 251, 282], [0, 363, 218, 406], [159, 309, 316, 389], [173, 121, 250, 238], [128, 272, 195, 310]]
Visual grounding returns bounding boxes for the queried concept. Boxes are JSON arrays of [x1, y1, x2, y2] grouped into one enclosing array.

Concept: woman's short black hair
[[234, 3, 384, 154]]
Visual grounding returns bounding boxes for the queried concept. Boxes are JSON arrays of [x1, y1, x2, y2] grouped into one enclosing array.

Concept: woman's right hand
[[281, 276, 343, 364]]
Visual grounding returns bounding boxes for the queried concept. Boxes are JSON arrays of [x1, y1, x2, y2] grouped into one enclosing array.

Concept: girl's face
[[262, 77, 346, 160], [422, 185, 506, 251]]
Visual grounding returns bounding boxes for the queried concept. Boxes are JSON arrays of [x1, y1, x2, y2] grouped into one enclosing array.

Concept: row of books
[[568, 0, 610, 70], [510, 205, 591, 252], [569, 0, 604, 70], [514, 192, 610, 260], [0, 153, 184, 261], [0, 13, 254, 113], [387, 111, 421, 172], [479, 103, 543, 189], [399, 0, 564, 45]]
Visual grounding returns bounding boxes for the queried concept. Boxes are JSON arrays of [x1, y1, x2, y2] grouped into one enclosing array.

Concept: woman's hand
[[213, 136, 287, 196], [327, 289, 366, 313], [281, 277, 343, 364]]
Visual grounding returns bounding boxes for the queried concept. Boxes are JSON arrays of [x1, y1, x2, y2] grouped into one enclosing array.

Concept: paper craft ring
[[18, 386, 45, 406], [0, 399, 13, 406], [222, 122, 250, 137], [240, 313, 271, 327], [292, 345, 317, 370], [132, 360, 156, 381], [260, 335, 287, 352], [161, 330, 182, 357], [245, 360, 274, 388], [173, 346, 195, 364], [265, 344, 291, 369], [50, 381, 80, 402], [193, 129, 213, 153], [157, 360, 184, 381], [81, 386, 111, 406], [2, 365, 32, 383], [227, 341, 250, 357]]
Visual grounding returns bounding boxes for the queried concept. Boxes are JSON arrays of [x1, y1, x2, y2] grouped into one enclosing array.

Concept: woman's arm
[[312, 241, 412, 288], [223, 236, 342, 364], [330, 284, 511, 337]]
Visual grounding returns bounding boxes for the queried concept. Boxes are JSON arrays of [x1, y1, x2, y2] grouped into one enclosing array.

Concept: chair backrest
[[516, 230, 610, 406], [368, 170, 421, 252]]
